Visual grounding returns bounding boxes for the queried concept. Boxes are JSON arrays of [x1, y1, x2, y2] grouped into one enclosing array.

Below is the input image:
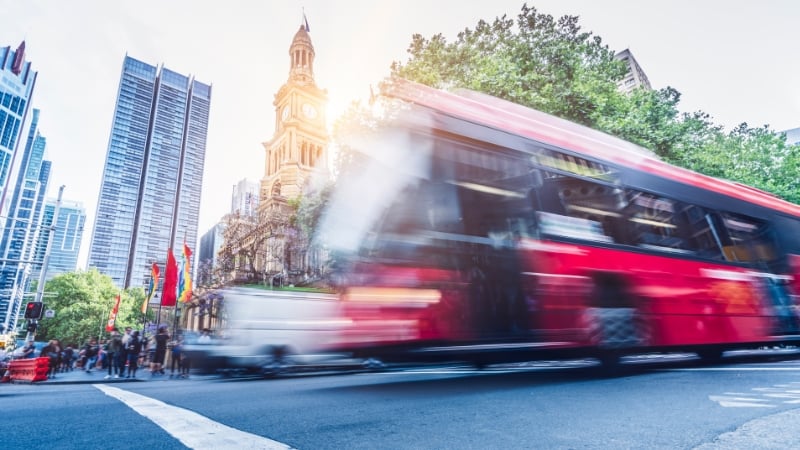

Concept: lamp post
[[23, 185, 64, 342]]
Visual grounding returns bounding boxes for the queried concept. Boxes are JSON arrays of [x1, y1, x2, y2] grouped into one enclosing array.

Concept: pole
[[25, 185, 65, 343]]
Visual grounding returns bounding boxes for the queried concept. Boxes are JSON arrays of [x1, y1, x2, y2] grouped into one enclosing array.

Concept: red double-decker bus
[[320, 78, 800, 368]]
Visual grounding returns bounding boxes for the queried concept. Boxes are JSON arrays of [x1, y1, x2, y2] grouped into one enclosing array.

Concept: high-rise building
[[615, 49, 651, 94], [88, 56, 211, 289], [0, 108, 50, 334], [32, 199, 85, 282], [197, 222, 225, 286], [782, 128, 800, 145], [0, 41, 37, 216], [231, 178, 260, 217]]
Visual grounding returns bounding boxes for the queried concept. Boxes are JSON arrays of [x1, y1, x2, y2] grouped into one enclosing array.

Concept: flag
[[106, 294, 121, 332], [161, 248, 178, 307], [142, 262, 160, 314], [178, 242, 193, 303], [303, 12, 310, 32]]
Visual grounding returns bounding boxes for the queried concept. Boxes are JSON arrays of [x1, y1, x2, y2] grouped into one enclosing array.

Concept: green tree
[[384, 2, 798, 204], [34, 269, 146, 346], [392, 4, 626, 128]]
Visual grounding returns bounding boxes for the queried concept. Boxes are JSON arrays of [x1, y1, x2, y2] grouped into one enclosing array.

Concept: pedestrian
[[61, 345, 74, 372], [19, 340, 36, 359], [40, 339, 61, 379], [105, 328, 123, 379], [150, 325, 169, 376], [197, 328, 212, 344], [170, 336, 183, 379], [81, 338, 100, 373], [119, 326, 132, 377], [125, 330, 142, 378]]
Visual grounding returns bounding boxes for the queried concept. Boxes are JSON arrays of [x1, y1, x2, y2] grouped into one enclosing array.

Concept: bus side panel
[[524, 238, 774, 349]]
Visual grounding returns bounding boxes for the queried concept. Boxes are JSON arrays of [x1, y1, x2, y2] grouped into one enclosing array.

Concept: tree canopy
[[386, 3, 800, 204], [34, 269, 146, 346]]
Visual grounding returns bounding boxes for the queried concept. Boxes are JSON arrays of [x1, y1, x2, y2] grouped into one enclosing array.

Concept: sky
[[3, 0, 800, 268]]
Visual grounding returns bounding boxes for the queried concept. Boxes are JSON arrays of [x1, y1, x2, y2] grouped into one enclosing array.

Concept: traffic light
[[24, 301, 43, 319]]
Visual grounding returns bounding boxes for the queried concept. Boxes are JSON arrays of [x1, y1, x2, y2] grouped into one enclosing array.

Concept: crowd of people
[[3, 324, 193, 380]]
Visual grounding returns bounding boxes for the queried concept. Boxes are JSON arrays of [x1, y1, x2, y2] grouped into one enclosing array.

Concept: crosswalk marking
[[94, 385, 292, 450]]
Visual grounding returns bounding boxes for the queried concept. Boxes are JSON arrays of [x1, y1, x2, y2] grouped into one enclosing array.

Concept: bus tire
[[697, 348, 723, 363]]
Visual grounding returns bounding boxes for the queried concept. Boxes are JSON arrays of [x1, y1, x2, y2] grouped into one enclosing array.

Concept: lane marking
[[708, 396, 775, 408], [94, 385, 292, 450], [669, 367, 800, 371]]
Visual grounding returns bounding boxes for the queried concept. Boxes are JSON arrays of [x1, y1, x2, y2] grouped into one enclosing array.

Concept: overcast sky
[[3, 0, 800, 267]]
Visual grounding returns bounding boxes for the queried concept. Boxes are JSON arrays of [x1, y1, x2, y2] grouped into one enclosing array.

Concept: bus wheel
[[697, 348, 723, 363], [597, 352, 621, 376], [362, 358, 386, 371]]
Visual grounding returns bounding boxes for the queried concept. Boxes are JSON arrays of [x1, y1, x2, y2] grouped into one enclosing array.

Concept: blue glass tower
[[0, 108, 50, 334], [0, 41, 37, 216], [32, 199, 85, 282], [88, 56, 211, 289]]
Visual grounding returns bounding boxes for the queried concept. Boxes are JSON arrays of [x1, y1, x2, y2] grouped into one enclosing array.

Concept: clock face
[[302, 102, 318, 119], [281, 105, 290, 121]]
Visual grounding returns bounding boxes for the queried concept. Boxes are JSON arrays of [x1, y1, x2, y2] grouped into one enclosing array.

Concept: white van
[[183, 287, 354, 376]]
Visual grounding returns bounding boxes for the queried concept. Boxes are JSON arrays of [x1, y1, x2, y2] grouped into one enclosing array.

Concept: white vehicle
[[183, 287, 354, 376]]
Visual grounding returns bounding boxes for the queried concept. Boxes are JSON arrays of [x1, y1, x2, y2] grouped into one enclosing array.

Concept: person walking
[[105, 329, 123, 379], [119, 327, 132, 377], [81, 338, 100, 373], [61, 345, 74, 372], [150, 325, 169, 376], [169, 337, 183, 379], [19, 340, 36, 359], [40, 339, 61, 379], [125, 331, 143, 378]]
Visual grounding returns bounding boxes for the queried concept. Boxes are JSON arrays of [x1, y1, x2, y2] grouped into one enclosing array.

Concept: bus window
[[623, 191, 691, 253], [535, 174, 623, 243], [718, 212, 777, 264], [682, 205, 724, 260]]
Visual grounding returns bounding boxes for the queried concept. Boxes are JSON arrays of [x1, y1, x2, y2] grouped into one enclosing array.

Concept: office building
[[31, 199, 85, 282], [87, 56, 211, 289], [0, 41, 37, 217], [197, 222, 225, 286], [231, 178, 260, 217], [0, 108, 50, 334], [615, 49, 652, 94]]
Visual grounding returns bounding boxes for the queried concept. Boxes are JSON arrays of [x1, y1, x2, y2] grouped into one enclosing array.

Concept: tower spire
[[288, 12, 315, 84]]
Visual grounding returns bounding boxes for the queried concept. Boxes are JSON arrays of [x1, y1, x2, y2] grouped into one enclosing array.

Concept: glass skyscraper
[[0, 108, 50, 335], [231, 178, 260, 217], [32, 199, 85, 282], [0, 41, 37, 216], [88, 56, 211, 289]]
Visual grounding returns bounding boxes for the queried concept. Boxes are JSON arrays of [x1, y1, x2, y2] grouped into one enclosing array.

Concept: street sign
[[44, 309, 55, 318]]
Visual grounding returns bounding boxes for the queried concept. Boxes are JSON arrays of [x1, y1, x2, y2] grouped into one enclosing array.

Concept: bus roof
[[381, 78, 800, 219]]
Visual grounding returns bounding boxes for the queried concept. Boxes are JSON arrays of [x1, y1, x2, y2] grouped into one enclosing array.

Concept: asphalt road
[[5, 351, 800, 449]]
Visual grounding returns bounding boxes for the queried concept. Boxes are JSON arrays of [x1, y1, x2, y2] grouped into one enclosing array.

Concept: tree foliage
[[384, 2, 799, 205], [34, 268, 145, 346]]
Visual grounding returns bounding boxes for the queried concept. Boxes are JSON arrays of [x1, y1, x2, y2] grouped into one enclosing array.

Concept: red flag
[[106, 294, 121, 332], [161, 248, 178, 307]]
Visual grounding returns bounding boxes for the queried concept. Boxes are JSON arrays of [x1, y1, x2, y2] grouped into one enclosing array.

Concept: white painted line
[[708, 396, 775, 408], [669, 367, 800, 371], [94, 385, 292, 449]]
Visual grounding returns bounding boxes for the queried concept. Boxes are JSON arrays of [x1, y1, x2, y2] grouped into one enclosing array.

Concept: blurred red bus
[[320, 78, 800, 368]]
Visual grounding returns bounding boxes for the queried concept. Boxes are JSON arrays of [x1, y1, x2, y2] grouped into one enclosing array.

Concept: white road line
[[708, 396, 775, 408], [669, 367, 800, 371], [94, 385, 292, 450]]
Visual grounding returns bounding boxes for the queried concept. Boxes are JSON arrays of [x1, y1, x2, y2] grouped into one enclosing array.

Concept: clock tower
[[260, 21, 329, 211]]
